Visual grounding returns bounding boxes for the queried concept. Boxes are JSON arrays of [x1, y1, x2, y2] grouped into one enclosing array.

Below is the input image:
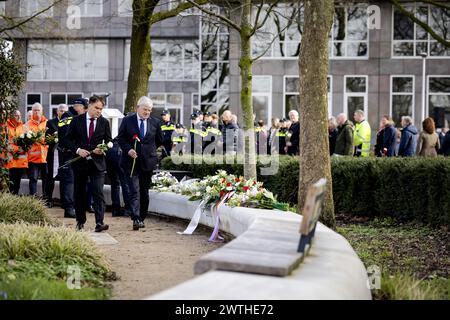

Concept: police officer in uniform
[[276, 118, 287, 155], [203, 111, 222, 153], [172, 123, 189, 155], [190, 113, 207, 155], [160, 109, 175, 158], [57, 98, 89, 218]]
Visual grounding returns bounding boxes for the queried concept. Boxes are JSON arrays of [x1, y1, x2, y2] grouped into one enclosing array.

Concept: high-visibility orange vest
[[5, 119, 28, 169], [26, 116, 48, 164]]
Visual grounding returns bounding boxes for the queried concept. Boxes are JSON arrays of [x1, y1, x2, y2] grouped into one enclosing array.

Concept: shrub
[[0, 276, 109, 300], [161, 155, 450, 226], [0, 223, 111, 289], [0, 193, 58, 225]]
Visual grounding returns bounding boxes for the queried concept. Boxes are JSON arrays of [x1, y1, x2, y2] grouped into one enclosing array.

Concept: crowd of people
[[4, 96, 449, 231], [328, 110, 450, 158]]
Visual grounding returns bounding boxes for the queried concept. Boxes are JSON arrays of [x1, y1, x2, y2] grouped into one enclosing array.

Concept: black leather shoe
[[95, 223, 109, 232], [76, 223, 84, 231], [88, 205, 95, 213], [138, 220, 145, 228], [64, 208, 76, 219], [45, 201, 53, 208], [133, 220, 139, 231]]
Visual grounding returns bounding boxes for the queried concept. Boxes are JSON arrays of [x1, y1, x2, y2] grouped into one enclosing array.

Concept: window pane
[[393, 42, 414, 56], [27, 94, 41, 105], [347, 6, 368, 41], [333, 42, 345, 57], [392, 95, 413, 127], [393, 77, 413, 93], [68, 43, 84, 80], [347, 96, 364, 120], [430, 42, 450, 57], [167, 94, 182, 107], [346, 42, 367, 56], [84, 42, 95, 79], [285, 77, 299, 93], [253, 77, 271, 93], [429, 78, 450, 93], [252, 95, 270, 125], [430, 6, 450, 41], [51, 94, 66, 105], [415, 6, 428, 40], [94, 43, 108, 80], [429, 95, 450, 128], [51, 44, 67, 79], [27, 44, 44, 80], [285, 94, 299, 118], [118, 0, 132, 16], [393, 7, 414, 40], [416, 42, 428, 56], [86, 0, 102, 16], [346, 77, 366, 93]]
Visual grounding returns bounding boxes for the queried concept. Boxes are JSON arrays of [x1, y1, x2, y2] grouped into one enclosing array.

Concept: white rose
[[26, 133, 32, 139], [107, 142, 113, 148], [54, 138, 59, 143], [19, 133, 24, 139]]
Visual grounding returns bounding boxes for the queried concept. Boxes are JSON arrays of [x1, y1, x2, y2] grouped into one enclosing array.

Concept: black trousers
[[45, 149, 56, 202], [9, 168, 25, 195], [73, 162, 105, 225]]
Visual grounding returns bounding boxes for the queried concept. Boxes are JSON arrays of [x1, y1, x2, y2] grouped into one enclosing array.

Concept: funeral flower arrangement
[[44, 131, 58, 145], [151, 170, 289, 211], [13, 130, 45, 152]]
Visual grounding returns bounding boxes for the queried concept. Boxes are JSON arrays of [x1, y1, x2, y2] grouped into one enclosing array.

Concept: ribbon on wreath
[[177, 199, 205, 235], [208, 191, 234, 243]]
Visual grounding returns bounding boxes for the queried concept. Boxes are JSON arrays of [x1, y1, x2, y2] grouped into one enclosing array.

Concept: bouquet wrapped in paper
[[13, 130, 45, 152]]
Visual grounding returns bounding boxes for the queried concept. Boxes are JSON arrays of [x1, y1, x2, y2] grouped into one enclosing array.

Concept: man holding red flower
[[118, 96, 163, 231]]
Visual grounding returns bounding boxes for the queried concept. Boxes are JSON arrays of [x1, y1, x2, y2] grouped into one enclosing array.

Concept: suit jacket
[[45, 117, 59, 154], [65, 113, 112, 172], [117, 114, 163, 173]]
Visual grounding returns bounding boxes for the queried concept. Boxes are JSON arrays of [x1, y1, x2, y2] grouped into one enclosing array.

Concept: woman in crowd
[[416, 117, 440, 157]]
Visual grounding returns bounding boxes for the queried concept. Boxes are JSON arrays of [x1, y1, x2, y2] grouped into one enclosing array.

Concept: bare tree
[[124, 0, 208, 114], [298, 0, 335, 228]]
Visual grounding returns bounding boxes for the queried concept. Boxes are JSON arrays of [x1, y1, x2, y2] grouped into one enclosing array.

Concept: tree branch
[[251, 0, 281, 36], [151, 0, 208, 24], [390, 0, 450, 48], [185, 0, 241, 31], [419, 0, 450, 11], [0, 0, 63, 35]]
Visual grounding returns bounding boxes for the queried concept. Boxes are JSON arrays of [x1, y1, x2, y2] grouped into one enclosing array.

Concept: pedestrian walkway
[[46, 208, 223, 299]]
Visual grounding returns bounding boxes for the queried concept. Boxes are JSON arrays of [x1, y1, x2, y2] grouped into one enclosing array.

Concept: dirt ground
[[47, 207, 223, 300]]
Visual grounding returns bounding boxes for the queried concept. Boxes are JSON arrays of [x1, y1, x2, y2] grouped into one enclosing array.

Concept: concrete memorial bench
[[194, 179, 327, 277]]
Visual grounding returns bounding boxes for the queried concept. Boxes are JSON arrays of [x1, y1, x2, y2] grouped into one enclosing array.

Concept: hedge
[[161, 155, 450, 226]]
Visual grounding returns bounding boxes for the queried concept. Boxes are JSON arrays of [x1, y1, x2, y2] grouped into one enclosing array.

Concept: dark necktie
[[88, 118, 95, 143], [139, 119, 145, 139]]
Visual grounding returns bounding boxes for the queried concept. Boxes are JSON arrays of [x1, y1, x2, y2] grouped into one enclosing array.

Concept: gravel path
[[48, 208, 223, 299]]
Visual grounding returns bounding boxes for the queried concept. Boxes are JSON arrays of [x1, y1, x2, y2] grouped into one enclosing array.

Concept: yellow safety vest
[[190, 128, 207, 137], [354, 120, 371, 157]]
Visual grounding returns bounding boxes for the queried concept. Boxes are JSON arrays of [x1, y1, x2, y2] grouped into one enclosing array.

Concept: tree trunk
[[124, 0, 156, 114], [239, 0, 257, 180], [298, 0, 335, 228]]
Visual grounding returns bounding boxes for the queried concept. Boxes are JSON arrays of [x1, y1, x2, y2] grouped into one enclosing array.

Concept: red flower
[[236, 178, 240, 183], [227, 183, 231, 187], [133, 134, 139, 140], [220, 191, 225, 197], [253, 181, 256, 185], [243, 186, 249, 191]]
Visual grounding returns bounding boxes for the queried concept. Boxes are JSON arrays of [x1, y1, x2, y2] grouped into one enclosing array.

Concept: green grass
[[0, 192, 58, 225], [337, 217, 449, 300], [0, 222, 112, 299], [0, 276, 109, 300]]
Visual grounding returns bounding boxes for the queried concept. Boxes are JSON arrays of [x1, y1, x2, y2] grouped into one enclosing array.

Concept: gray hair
[[137, 96, 153, 108], [58, 104, 68, 111], [329, 116, 337, 128], [288, 110, 299, 117], [31, 102, 43, 111], [354, 109, 365, 117], [401, 116, 413, 126]]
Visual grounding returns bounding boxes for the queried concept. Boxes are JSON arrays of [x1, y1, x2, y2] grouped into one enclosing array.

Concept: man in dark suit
[[286, 110, 300, 155], [117, 96, 162, 231], [65, 95, 112, 232]]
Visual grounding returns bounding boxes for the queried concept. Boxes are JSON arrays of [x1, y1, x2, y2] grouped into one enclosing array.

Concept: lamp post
[[419, 52, 427, 122]]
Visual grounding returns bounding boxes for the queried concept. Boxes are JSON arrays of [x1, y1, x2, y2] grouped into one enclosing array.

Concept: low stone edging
[[19, 180, 372, 299]]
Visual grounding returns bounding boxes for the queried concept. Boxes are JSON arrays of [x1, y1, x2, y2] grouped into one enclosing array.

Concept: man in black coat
[[117, 96, 163, 231], [65, 95, 112, 232], [44, 104, 68, 207], [286, 110, 300, 155]]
